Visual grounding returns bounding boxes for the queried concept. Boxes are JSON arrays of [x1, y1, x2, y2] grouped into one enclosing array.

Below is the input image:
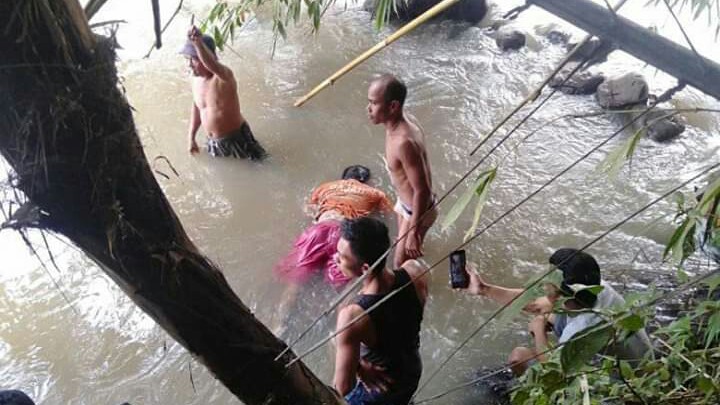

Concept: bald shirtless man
[[181, 27, 266, 160], [367, 74, 437, 268]]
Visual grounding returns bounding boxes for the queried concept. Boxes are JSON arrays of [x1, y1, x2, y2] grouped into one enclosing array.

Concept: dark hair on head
[[374, 74, 407, 107], [342, 165, 371, 183], [340, 217, 390, 274], [549, 248, 601, 308]]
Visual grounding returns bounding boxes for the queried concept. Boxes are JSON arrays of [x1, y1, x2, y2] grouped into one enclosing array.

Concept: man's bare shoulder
[[212, 62, 236, 82], [337, 303, 368, 337]]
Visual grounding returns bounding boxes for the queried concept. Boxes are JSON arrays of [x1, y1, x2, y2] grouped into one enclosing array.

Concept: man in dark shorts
[[180, 26, 266, 160], [332, 217, 428, 404]]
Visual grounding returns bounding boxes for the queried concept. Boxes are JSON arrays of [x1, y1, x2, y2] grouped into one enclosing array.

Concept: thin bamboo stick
[[293, 0, 463, 107]]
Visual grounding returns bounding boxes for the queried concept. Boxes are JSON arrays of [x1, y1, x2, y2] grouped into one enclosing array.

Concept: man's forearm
[[193, 40, 220, 73], [410, 189, 431, 228], [533, 331, 548, 362]]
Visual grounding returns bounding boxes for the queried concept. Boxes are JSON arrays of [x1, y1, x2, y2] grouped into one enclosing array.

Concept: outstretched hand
[[465, 262, 490, 296]]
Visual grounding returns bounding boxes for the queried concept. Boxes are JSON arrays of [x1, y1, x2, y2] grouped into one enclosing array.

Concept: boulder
[[545, 29, 570, 45], [644, 110, 685, 142], [596, 72, 649, 109], [363, 0, 488, 24], [550, 66, 605, 95], [495, 26, 526, 51], [0, 391, 35, 405], [567, 37, 615, 68]]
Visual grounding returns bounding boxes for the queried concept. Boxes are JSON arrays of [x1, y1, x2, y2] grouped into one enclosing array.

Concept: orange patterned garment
[[309, 179, 392, 219]]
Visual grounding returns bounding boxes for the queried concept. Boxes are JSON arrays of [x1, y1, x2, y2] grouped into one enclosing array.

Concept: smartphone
[[449, 250, 469, 289]]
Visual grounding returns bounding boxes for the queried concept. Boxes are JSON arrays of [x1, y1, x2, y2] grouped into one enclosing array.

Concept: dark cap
[[179, 34, 216, 58], [549, 248, 601, 307], [342, 165, 371, 183]]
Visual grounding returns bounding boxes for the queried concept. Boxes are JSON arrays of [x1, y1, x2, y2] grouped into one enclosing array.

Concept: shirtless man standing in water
[[181, 26, 266, 160], [367, 75, 437, 267]]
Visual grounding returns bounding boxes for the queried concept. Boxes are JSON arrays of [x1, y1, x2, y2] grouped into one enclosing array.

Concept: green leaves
[[201, 0, 330, 49], [440, 168, 497, 241], [560, 325, 614, 374], [617, 313, 645, 333], [645, 0, 720, 40], [664, 173, 720, 265], [373, 0, 397, 30], [596, 125, 644, 179]]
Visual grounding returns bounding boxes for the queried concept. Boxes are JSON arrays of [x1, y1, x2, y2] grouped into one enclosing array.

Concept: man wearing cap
[[181, 26, 266, 159], [458, 248, 652, 376]]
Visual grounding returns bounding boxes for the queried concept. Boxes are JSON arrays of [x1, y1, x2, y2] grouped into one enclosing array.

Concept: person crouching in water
[[457, 248, 652, 376], [180, 26, 266, 160], [273, 166, 392, 333], [333, 217, 428, 404]]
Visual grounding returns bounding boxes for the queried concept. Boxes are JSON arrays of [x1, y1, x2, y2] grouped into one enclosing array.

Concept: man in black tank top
[[332, 217, 429, 404]]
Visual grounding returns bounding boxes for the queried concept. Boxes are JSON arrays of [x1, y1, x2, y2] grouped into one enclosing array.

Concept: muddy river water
[[1, 0, 720, 403]]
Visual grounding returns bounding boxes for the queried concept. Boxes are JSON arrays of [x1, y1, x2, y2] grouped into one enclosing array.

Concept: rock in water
[[363, 0, 488, 23], [0, 391, 35, 405], [643, 110, 685, 142], [550, 66, 605, 95], [567, 37, 615, 67], [495, 26, 526, 51], [596, 72, 649, 109]]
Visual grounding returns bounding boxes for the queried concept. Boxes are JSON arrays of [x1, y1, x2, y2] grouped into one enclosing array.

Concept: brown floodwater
[[1, 0, 720, 403]]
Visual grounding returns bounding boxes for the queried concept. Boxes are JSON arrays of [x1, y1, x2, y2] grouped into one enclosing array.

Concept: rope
[[660, 0, 706, 74], [414, 266, 720, 404], [410, 158, 720, 400], [276, 7, 620, 360], [284, 93, 687, 369], [468, 0, 631, 157]]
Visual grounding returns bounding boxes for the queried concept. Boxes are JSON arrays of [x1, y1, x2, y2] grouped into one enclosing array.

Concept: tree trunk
[[0, 1, 343, 404]]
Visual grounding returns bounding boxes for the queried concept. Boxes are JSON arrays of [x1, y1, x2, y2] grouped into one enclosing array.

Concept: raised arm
[[188, 27, 232, 80]]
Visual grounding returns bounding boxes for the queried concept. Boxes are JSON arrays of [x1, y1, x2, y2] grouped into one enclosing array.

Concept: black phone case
[[449, 250, 468, 288]]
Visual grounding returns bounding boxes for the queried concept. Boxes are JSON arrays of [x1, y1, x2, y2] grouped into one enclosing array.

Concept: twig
[[17, 230, 79, 316], [285, 161, 720, 372], [151, 0, 162, 49], [188, 358, 197, 393], [616, 355, 648, 405], [661, 0, 706, 74], [144, 0, 184, 58], [89, 19, 127, 28], [469, 0, 633, 157], [415, 267, 720, 403]]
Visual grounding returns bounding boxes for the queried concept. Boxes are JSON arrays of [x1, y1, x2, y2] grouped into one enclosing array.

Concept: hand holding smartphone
[[449, 250, 469, 289]]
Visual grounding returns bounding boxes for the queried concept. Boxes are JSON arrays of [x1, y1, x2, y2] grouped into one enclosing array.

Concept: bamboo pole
[[294, 0, 463, 107]]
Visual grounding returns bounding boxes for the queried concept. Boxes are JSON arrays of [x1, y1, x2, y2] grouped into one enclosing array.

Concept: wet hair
[[373, 74, 407, 107], [341, 165, 371, 183], [340, 217, 390, 274]]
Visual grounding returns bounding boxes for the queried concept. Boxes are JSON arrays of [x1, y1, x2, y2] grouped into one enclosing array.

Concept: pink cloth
[[274, 220, 351, 289]]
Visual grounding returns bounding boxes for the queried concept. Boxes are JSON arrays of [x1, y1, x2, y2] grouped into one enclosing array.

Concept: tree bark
[[0, 1, 343, 404]]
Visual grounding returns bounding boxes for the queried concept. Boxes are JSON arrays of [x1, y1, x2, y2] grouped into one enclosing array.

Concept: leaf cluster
[[645, 0, 720, 40], [664, 174, 720, 265], [511, 275, 720, 405]]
